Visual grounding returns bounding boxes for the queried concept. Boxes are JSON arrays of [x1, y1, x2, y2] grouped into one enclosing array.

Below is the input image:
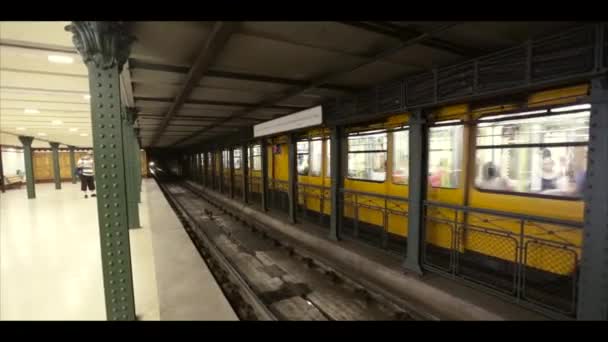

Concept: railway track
[[153, 171, 421, 321]]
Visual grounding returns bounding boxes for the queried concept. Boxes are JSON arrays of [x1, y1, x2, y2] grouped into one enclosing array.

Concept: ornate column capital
[[49, 142, 60, 149], [65, 21, 136, 71], [18, 135, 34, 147]]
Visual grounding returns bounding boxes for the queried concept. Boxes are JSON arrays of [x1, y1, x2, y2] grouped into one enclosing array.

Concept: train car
[[236, 83, 588, 315]]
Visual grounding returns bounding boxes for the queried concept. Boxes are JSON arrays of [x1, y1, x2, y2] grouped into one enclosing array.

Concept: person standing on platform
[[77, 151, 96, 198]]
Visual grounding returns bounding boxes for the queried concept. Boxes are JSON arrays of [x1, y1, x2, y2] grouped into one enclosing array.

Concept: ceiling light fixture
[[24, 108, 40, 114], [47, 55, 74, 64], [79, 133, 88, 137], [16, 127, 26, 131], [69, 128, 79, 132], [51, 120, 63, 125], [83, 94, 91, 100], [38, 132, 47, 136]]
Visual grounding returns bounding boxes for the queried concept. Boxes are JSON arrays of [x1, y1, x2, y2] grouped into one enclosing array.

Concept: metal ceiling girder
[[172, 23, 458, 147], [338, 21, 482, 57], [128, 59, 357, 93], [149, 21, 239, 146]]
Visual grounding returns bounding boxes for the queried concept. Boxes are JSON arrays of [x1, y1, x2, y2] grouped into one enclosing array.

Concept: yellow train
[[203, 83, 589, 315], [258, 84, 585, 310]]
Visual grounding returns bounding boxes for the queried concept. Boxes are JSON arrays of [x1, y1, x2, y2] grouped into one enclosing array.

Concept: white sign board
[[253, 106, 323, 138]]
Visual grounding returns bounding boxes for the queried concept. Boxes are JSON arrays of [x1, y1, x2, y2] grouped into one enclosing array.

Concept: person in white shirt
[[77, 152, 96, 198]]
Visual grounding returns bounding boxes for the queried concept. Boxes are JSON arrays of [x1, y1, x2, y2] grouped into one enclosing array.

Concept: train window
[[297, 141, 310, 175], [325, 139, 331, 178], [475, 106, 590, 198], [392, 129, 409, 185], [207, 153, 212, 170], [347, 130, 387, 182], [222, 150, 230, 169], [310, 139, 323, 177], [250, 145, 262, 171], [233, 149, 241, 170], [428, 125, 463, 188]]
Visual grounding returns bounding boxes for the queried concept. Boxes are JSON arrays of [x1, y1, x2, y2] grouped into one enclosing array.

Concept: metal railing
[[324, 23, 606, 126], [340, 188, 409, 255], [268, 178, 289, 215], [296, 182, 331, 229], [248, 175, 263, 205], [422, 200, 582, 317]]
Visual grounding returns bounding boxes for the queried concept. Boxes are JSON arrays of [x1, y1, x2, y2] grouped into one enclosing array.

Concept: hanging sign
[[253, 105, 323, 138]]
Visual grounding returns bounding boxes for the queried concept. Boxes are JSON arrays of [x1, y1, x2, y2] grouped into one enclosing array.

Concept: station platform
[[0, 179, 237, 321]]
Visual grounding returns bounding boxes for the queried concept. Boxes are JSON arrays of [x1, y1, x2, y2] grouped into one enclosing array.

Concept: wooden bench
[[3, 175, 25, 190]]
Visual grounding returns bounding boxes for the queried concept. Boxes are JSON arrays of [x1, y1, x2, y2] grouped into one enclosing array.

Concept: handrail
[[341, 188, 409, 202], [424, 200, 583, 228]]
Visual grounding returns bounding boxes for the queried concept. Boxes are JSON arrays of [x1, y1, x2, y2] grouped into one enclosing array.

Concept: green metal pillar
[[241, 144, 249, 203], [260, 139, 269, 212], [202, 151, 208, 187], [219, 149, 224, 193], [50, 142, 62, 190], [0, 145, 5, 193], [69, 146, 78, 184], [403, 109, 426, 275], [18, 136, 35, 199], [131, 124, 141, 204], [287, 134, 297, 224], [577, 76, 608, 320], [123, 107, 140, 229], [329, 126, 343, 241], [66, 21, 136, 321], [229, 148, 235, 199]]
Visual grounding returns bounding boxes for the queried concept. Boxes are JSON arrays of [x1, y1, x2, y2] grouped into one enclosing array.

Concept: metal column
[[329, 126, 343, 241], [211, 151, 217, 190], [203, 151, 208, 187], [241, 144, 249, 203], [287, 134, 297, 224], [260, 139, 269, 211], [403, 110, 426, 275], [49, 142, 62, 190], [123, 107, 140, 229], [577, 76, 608, 320], [66, 21, 136, 320], [18, 136, 35, 199], [69, 146, 77, 184], [229, 148, 235, 198], [219, 149, 224, 193], [0, 145, 5, 193]]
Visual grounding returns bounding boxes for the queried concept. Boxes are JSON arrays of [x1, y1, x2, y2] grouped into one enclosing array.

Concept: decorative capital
[[65, 21, 136, 71], [18, 135, 34, 147], [68, 145, 76, 151], [49, 142, 60, 149]]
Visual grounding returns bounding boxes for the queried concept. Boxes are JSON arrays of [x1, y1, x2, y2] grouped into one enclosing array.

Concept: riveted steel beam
[[149, 22, 239, 146], [123, 107, 140, 229], [403, 109, 426, 275], [18, 135, 35, 199], [66, 21, 137, 321], [577, 76, 608, 320], [329, 126, 343, 241], [287, 133, 297, 224], [49, 142, 62, 190]]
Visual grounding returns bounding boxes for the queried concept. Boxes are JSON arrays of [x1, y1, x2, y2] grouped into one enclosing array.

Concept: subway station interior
[[1, 20, 607, 321]]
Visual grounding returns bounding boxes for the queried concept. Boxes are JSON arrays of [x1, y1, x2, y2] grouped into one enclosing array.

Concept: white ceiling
[[0, 21, 93, 148]]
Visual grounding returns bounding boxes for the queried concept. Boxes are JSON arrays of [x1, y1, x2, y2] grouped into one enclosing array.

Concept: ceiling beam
[[172, 23, 459, 147], [149, 21, 239, 147], [133, 96, 304, 111], [128, 59, 358, 93], [337, 21, 484, 58], [0, 40, 78, 54]]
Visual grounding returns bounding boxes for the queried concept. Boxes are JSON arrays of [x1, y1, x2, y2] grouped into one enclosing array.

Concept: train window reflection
[[233, 149, 241, 169], [392, 129, 409, 185], [310, 139, 323, 177], [475, 106, 590, 198], [249, 145, 262, 171], [222, 150, 230, 169], [428, 125, 463, 188], [325, 139, 331, 178], [297, 141, 309, 175], [347, 130, 387, 182]]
